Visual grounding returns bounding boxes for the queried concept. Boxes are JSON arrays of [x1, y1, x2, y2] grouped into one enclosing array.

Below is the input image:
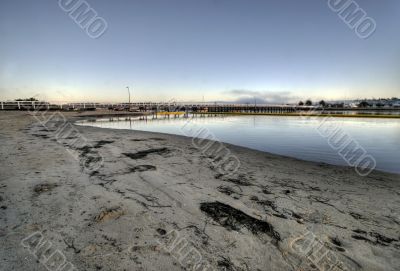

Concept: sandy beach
[[0, 111, 399, 271]]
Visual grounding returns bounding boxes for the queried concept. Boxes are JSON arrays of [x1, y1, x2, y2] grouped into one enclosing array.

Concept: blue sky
[[0, 0, 399, 103]]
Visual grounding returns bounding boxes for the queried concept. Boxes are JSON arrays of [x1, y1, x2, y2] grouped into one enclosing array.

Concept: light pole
[[126, 86, 131, 109]]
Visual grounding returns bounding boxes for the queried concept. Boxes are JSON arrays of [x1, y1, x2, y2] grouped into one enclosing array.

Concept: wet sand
[[0, 111, 399, 271]]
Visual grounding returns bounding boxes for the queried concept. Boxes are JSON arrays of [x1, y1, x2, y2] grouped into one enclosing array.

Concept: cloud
[[225, 89, 299, 104]]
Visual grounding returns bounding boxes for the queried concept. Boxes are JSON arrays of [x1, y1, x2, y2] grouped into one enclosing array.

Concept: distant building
[[349, 103, 358, 108]]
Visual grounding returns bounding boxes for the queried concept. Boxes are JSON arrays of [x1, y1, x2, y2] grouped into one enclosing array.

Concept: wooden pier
[[1, 101, 399, 117], [0, 101, 304, 113]]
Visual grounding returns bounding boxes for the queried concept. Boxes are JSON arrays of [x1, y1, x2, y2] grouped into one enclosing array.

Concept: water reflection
[[77, 115, 400, 174]]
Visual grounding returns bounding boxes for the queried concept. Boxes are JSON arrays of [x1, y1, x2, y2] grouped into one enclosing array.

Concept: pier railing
[[1, 101, 399, 114]]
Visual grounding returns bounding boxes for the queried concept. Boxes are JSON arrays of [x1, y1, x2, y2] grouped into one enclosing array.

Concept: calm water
[[77, 115, 400, 174]]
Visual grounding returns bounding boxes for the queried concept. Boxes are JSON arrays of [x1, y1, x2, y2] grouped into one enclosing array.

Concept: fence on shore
[[0, 101, 188, 111]]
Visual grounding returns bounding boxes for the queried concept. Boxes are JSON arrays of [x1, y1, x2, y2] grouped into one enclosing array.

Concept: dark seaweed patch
[[93, 140, 114, 148], [352, 231, 397, 247], [34, 183, 59, 194], [123, 148, 170, 159], [250, 197, 278, 211], [351, 235, 375, 244], [217, 257, 237, 271], [32, 134, 49, 139], [370, 232, 397, 245], [90, 170, 99, 177], [77, 145, 92, 156], [131, 137, 165, 141], [76, 145, 103, 170], [200, 202, 280, 240], [129, 165, 157, 172], [81, 155, 102, 169], [224, 177, 251, 186], [156, 228, 167, 235], [327, 236, 346, 252], [349, 212, 363, 220], [353, 229, 367, 235], [217, 185, 236, 196], [261, 188, 272, 194], [329, 236, 342, 247], [215, 173, 224, 179]]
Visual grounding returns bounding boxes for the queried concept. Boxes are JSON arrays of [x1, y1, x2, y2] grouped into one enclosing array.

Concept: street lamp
[[126, 86, 131, 104], [126, 86, 132, 110]]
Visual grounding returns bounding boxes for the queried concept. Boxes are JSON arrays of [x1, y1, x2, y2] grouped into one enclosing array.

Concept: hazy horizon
[[1, 0, 399, 103]]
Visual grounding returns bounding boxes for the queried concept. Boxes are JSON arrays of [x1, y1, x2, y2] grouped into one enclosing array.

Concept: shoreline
[[74, 113, 400, 175], [1, 111, 399, 270], [75, 121, 399, 176]]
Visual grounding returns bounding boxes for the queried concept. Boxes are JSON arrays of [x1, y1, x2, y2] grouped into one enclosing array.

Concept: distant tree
[[305, 100, 313, 106], [15, 97, 38, 101], [298, 101, 304, 106], [358, 101, 370, 108], [319, 100, 326, 107]]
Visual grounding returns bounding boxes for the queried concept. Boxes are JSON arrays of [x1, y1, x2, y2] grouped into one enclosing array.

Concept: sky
[[0, 0, 399, 103]]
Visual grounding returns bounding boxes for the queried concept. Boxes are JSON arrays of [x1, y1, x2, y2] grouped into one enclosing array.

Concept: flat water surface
[[77, 115, 400, 174]]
